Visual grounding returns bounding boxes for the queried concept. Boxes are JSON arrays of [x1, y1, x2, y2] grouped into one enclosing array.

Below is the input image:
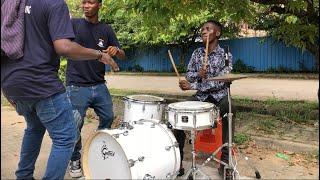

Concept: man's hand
[[179, 80, 191, 91], [199, 65, 208, 79], [99, 52, 120, 72], [103, 46, 119, 57]]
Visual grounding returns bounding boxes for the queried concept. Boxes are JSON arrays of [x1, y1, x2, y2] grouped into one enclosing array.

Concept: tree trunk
[[306, 43, 319, 71]]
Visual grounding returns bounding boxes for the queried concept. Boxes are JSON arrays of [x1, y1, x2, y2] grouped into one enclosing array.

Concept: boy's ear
[[216, 31, 221, 37]]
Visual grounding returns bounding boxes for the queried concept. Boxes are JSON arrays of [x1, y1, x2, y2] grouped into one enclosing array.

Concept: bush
[[129, 64, 144, 72], [265, 66, 294, 73], [172, 64, 186, 73], [58, 58, 67, 84], [233, 59, 255, 73]]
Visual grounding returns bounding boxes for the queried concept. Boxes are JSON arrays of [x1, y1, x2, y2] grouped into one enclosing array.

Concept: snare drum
[[166, 101, 218, 130], [83, 119, 180, 179], [123, 94, 165, 123]]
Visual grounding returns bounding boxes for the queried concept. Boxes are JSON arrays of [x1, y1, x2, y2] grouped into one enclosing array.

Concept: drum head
[[83, 131, 131, 179], [168, 101, 214, 110], [126, 94, 164, 103]]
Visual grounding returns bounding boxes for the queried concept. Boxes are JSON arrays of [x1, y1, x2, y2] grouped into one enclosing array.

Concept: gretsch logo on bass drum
[[101, 141, 115, 160]]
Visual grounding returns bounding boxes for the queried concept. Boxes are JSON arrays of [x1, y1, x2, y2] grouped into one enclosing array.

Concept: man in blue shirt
[[65, 0, 126, 178], [178, 20, 236, 178], [1, 0, 119, 179]]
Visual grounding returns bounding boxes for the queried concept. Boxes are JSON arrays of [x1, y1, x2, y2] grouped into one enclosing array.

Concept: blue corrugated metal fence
[[111, 37, 315, 72]]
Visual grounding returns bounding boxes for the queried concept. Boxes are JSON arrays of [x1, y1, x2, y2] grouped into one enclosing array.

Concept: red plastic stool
[[195, 117, 222, 159]]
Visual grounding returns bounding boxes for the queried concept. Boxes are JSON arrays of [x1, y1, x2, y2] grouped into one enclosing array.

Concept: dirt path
[[1, 107, 318, 179], [105, 75, 319, 101]]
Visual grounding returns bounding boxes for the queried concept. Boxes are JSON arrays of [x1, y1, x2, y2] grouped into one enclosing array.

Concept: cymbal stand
[[200, 82, 261, 179], [184, 129, 210, 180], [198, 82, 235, 179]]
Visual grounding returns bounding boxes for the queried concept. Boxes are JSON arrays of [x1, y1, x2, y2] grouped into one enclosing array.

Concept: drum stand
[[199, 82, 261, 180], [185, 129, 210, 180]]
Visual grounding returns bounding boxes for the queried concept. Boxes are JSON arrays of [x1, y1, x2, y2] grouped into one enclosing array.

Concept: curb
[[250, 135, 319, 153]]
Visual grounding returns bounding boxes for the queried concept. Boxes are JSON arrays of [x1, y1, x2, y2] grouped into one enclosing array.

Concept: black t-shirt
[[1, 0, 75, 101], [66, 18, 120, 86]]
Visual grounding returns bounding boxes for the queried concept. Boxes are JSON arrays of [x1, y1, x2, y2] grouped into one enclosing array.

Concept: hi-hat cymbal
[[206, 73, 251, 82]]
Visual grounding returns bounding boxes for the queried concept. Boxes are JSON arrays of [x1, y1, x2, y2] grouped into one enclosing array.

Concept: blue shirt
[[186, 45, 233, 102], [66, 18, 121, 86], [1, 0, 75, 101]]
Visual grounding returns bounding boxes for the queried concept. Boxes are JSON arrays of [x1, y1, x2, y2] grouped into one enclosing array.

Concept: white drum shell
[[123, 95, 164, 123], [83, 120, 180, 179], [167, 101, 218, 130]]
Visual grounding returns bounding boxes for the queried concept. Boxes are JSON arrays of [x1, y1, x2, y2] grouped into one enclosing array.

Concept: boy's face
[[201, 22, 220, 44], [81, 0, 101, 18]]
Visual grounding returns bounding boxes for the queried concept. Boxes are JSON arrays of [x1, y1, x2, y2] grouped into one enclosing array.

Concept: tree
[[98, 0, 254, 64], [250, 0, 319, 69], [66, 0, 319, 68]]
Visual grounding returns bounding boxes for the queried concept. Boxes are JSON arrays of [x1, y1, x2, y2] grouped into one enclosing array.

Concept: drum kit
[[82, 74, 260, 180]]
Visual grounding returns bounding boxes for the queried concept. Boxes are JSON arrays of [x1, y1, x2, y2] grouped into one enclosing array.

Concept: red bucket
[[195, 117, 223, 159]]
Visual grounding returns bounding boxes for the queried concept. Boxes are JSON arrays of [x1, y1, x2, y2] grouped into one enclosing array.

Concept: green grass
[[2, 89, 318, 142], [234, 133, 250, 144], [1, 93, 13, 107], [108, 72, 319, 80]]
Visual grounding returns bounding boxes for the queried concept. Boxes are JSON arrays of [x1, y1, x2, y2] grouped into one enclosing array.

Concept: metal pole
[[227, 84, 233, 170]]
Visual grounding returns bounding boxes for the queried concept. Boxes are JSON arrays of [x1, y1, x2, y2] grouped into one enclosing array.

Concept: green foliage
[[97, 0, 254, 49], [174, 64, 187, 73], [265, 66, 294, 73], [128, 64, 144, 72], [233, 59, 255, 73], [58, 58, 67, 84], [234, 133, 250, 144], [66, 0, 82, 18], [251, 0, 319, 64]]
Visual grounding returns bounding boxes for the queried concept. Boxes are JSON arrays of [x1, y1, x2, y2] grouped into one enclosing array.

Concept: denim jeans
[[14, 92, 78, 180], [66, 83, 114, 161]]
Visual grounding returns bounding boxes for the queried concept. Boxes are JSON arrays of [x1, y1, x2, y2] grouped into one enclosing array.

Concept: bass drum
[[82, 119, 180, 179]]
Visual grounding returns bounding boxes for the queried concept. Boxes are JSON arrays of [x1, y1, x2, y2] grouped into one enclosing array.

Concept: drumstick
[[203, 31, 211, 66], [168, 50, 181, 81]]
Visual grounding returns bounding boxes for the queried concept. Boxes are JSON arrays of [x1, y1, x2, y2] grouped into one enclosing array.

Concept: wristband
[[97, 50, 102, 60]]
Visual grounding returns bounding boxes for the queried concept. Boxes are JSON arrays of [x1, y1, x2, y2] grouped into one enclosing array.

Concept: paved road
[[106, 75, 319, 101]]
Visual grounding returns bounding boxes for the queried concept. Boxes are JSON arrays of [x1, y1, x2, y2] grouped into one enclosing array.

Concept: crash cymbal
[[206, 74, 251, 82]]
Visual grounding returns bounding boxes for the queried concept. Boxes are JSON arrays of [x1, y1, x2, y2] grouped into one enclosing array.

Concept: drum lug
[[150, 123, 156, 128], [119, 122, 134, 130], [193, 112, 197, 128], [209, 109, 214, 126], [142, 103, 145, 112], [112, 130, 129, 138], [166, 173, 172, 179], [157, 103, 161, 112], [174, 111, 178, 127], [165, 142, 178, 151], [128, 156, 145, 167], [128, 101, 131, 109], [143, 174, 155, 180]]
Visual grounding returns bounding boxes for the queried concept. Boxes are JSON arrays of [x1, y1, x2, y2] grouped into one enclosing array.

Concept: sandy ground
[[105, 75, 319, 101], [1, 75, 319, 179], [1, 106, 318, 179]]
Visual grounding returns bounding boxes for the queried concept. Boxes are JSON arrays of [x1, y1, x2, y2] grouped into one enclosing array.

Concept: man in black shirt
[[66, 0, 126, 177]]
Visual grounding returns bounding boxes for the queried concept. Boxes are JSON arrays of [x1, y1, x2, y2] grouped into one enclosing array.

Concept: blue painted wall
[[110, 37, 316, 72]]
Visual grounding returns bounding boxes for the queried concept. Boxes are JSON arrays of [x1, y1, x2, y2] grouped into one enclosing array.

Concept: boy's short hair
[[204, 20, 223, 38]]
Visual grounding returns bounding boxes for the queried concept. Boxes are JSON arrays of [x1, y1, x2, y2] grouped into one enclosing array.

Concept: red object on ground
[[195, 117, 223, 159]]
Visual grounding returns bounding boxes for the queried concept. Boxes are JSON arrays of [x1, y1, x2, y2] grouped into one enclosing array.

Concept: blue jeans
[[14, 92, 78, 180], [66, 83, 114, 161]]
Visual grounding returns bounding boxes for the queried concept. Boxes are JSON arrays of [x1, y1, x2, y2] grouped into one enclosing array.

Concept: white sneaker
[[69, 159, 83, 178]]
